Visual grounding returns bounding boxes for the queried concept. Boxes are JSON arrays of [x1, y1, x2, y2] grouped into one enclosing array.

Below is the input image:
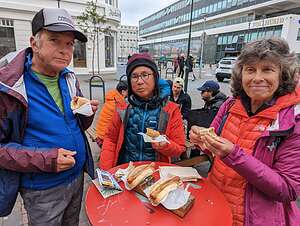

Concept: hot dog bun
[[127, 162, 155, 189], [149, 176, 181, 206], [71, 96, 90, 110], [198, 127, 218, 139], [146, 128, 160, 138]]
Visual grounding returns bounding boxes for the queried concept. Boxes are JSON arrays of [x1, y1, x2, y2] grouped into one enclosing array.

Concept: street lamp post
[[199, 15, 206, 79], [184, 0, 194, 92]]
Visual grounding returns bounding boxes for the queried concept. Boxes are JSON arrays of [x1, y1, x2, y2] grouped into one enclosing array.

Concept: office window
[[105, 36, 114, 67], [297, 28, 300, 41], [105, 0, 112, 5], [73, 40, 86, 68], [274, 28, 282, 38], [222, 0, 227, 9], [0, 19, 15, 59]]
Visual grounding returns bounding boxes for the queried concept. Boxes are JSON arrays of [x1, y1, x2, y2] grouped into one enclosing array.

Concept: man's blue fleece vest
[[21, 56, 86, 190]]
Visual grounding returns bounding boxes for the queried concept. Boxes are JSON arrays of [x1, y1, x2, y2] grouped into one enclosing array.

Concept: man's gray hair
[[33, 30, 44, 47]]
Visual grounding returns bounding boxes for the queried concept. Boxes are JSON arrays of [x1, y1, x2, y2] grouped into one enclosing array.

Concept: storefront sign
[[251, 17, 284, 28]]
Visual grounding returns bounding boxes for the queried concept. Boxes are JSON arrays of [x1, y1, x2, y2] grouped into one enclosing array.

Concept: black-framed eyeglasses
[[131, 72, 152, 82]]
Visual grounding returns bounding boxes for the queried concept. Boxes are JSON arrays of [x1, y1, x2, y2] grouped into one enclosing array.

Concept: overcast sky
[[119, 0, 177, 26]]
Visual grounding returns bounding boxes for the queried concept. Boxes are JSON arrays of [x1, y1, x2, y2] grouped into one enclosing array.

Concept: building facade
[[117, 25, 139, 62], [139, 0, 300, 64], [0, 0, 121, 76]]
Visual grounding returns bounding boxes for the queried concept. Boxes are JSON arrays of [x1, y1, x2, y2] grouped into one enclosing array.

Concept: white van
[[215, 57, 237, 82]]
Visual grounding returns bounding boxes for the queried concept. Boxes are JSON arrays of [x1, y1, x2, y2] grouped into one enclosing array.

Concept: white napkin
[[72, 102, 94, 116], [138, 133, 170, 144], [144, 178, 190, 209]]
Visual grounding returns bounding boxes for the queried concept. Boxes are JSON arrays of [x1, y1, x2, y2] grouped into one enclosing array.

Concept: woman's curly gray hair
[[231, 38, 299, 98]]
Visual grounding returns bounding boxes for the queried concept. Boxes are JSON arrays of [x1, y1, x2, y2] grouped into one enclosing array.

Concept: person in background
[[0, 8, 99, 225], [197, 80, 227, 111], [178, 54, 185, 78], [186, 55, 196, 81], [169, 77, 192, 120], [95, 81, 128, 147], [172, 55, 179, 74], [99, 53, 185, 169], [190, 38, 300, 225]]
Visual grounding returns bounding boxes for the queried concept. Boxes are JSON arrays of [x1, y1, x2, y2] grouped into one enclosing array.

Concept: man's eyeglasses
[[131, 72, 153, 82]]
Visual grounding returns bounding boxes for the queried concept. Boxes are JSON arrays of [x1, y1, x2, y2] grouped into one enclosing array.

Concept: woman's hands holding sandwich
[[189, 126, 234, 158]]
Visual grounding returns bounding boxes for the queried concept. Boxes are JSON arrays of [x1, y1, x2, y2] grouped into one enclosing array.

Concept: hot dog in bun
[[146, 128, 160, 138], [149, 176, 182, 206], [127, 162, 155, 189], [71, 96, 90, 110]]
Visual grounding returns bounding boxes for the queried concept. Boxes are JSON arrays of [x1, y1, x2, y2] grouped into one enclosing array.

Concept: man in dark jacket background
[[169, 77, 192, 120], [197, 80, 227, 111]]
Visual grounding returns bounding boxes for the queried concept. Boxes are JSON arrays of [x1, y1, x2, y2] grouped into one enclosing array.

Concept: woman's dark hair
[[231, 38, 299, 98], [116, 81, 128, 93]]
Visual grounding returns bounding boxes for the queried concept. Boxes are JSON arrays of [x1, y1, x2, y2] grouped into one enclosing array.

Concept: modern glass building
[[139, 0, 300, 64]]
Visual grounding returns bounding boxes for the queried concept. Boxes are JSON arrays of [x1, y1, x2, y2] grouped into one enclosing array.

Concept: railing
[[89, 75, 105, 103]]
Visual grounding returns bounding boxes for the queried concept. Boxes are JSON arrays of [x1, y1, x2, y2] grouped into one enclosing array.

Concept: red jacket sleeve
[[156, 104, 186, 157]]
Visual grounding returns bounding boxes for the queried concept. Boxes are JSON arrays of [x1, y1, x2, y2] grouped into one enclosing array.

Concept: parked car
[[215, 57, 237, 82]]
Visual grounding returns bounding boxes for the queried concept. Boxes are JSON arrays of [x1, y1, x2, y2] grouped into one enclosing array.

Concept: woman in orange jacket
[[95, 81, 128, 146]]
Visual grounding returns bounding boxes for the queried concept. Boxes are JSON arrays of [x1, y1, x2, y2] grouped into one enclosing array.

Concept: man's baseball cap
[[197, 80, 220, 92], [32, 8, 87, 42], [173, 77, 184, 87]]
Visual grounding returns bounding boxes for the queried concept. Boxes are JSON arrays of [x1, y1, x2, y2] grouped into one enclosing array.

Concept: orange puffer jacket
[[209, 93, 300, 226], [99, 101, 186, 170], [95, 90, 126, 140]]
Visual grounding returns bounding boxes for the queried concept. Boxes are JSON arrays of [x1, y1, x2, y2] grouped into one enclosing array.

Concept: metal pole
[[57, 0, 60, 8], [262, 14, 266, 37], [199, 15, 206, 79], [97, 27, 100, 74], [184, 0, 194, 92]]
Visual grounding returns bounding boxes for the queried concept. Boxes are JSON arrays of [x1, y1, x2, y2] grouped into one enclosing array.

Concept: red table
[[85, 162, 232, 226]]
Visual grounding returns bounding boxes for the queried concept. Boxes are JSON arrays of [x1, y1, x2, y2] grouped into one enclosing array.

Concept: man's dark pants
[[20, 173, 84, 226]]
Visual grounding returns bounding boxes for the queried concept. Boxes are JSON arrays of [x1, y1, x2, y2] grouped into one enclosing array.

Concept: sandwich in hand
[[146, 128, 160, 138], [127, 162, 155, 189], [197, 127, 218, 139], [149, 176, 182, 206], [71, 96, 90, 110]]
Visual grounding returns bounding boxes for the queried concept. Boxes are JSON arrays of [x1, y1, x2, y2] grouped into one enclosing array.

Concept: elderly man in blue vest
[[0, 8, 98, 225]]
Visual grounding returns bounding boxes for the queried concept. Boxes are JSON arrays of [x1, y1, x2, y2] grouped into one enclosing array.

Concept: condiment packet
[[138, 133, 170, 144], [143, 178, 190, 209], [94, 169, 123, 199], [72, 102, 94, 116]]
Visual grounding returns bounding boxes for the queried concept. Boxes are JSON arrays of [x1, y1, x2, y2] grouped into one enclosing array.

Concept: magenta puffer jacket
[[211, 97, 300, 226]]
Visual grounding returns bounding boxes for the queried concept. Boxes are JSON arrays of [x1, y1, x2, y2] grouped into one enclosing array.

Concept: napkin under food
[[159, 166, 202, 182], [138, 133, 170, 144], [144, 177, 190, 209], [72, 102, 94, 116]]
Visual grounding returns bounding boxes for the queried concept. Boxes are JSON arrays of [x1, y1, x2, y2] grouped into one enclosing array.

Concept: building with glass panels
[[0, 0, 120, 76], [139, 0, 300, 64], [117, 25, 139, 63]]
